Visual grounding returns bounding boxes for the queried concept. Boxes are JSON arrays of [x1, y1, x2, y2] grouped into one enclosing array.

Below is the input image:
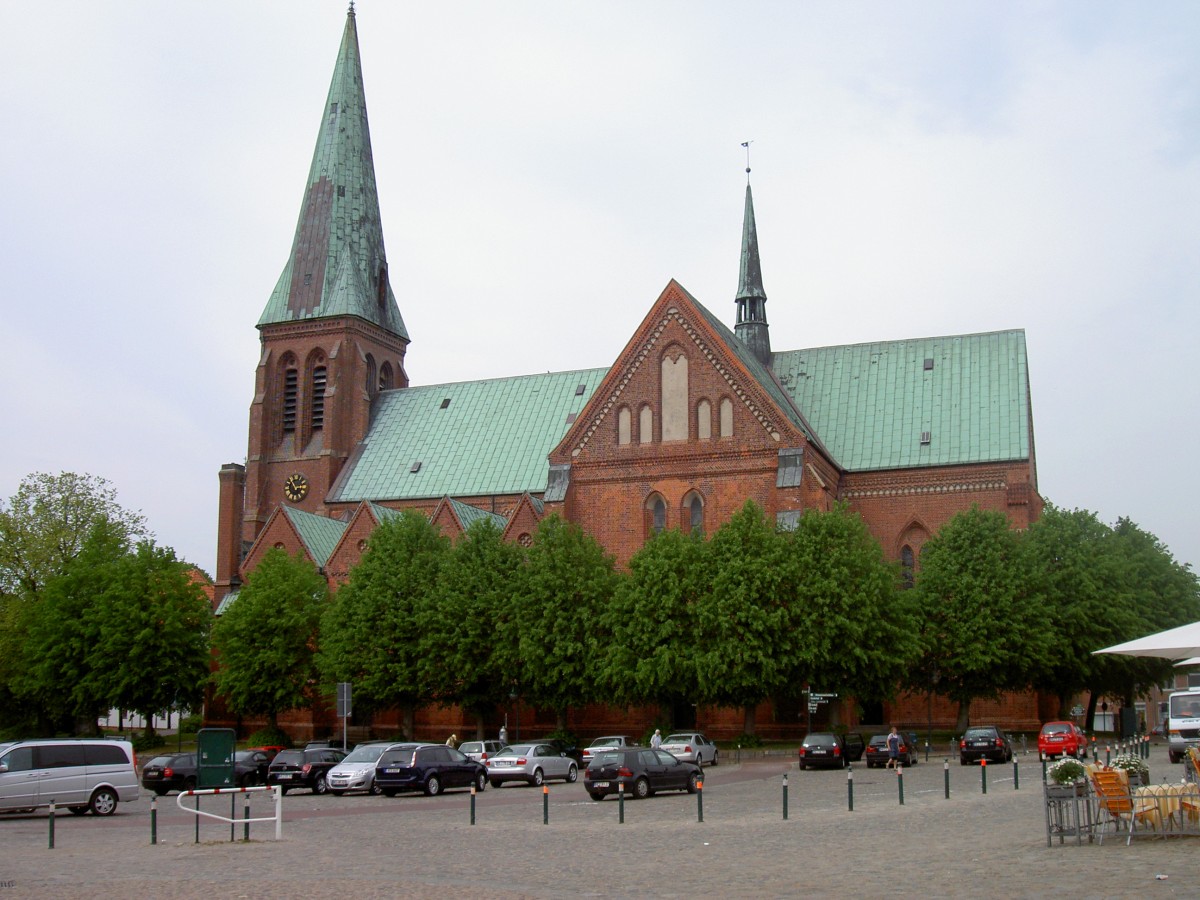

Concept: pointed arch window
[[682, 491, 704, 536], [365, 354, 377, 398], [645, 493, 667, 537], [618, 407, 632, 445], [379, 362, 394, 392], [310, 366, 327, 430], [639, 405, 654, 444], [901, 545, 915, 590], [719, 397, 734, 438], [661, 352, 688, 441], [697, 400, 712, 440]]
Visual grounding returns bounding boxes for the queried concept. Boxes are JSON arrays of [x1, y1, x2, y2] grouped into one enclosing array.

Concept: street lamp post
[[927, 669, 940, 757], [509, 688, 520, 743]]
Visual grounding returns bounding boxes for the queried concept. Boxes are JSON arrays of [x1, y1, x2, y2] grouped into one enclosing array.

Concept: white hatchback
[[327, 741, 406, 796]]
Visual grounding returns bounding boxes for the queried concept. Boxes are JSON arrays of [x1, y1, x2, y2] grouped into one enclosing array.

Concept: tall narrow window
[[645, 494, 667, 536], [901, 545, 915, 590], [719, 398, 734, 437], [379, 362, 393, 392], [697, 400, 712, 440], [282, 368, 298, 433], [682, 491, 704, 536], [365, 354, 377, 398], [311, 366, 327, 430], [661, 353, 688, 441], [618, 407, 632, 445]]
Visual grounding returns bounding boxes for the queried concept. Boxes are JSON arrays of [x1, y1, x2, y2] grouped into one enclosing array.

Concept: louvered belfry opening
[[282, 368, 299, 433], [311, 366, 327, 430]]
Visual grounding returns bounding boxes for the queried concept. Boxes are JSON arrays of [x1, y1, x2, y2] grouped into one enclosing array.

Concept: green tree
[[913, 507, 1053, 732], [317, 512, 449, 738], [599, 528, 709, 719], [517, 515, 617, 731], [425, 518, 526, 737], [785, 504, 918, 713], [86, 541, 212, 738], [694, 501, 793, 735], [211, 548, 328, 732]]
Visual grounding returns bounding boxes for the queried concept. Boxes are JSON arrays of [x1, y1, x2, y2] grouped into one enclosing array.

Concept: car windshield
[[502, 744, 535, 756], [379, 750, 415, 767], [458, 742, 483, 754], [273, 751, 302, 765], [592, 751, 624, 765], [1042, 723, 1070, 734], [590, 738, 622, 748], [145, 755, 175, 767], [233, 751, 259, 762], [965, 728, 995, 740], [663, 735, 691, 743], [804, 735, 836, 747], [868, 735, 889, 747], [341, 744, 390, 764]]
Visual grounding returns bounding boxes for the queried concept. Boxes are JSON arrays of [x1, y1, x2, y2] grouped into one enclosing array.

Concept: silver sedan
[[485, 743, 579, 788], [659, 733, 719, 766]]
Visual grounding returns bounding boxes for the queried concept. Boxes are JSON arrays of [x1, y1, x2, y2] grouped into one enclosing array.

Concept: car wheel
[[960, 757, 968, 766], [382, 789, 397, 797], [280, 786, 290, 795], [531, 768, 544, 787], [183, 777, 197, 792], [712, 750, 719, 767], [566, 764, 578, 783], [313, 774, 329, 795], [799, 761, 807, 770], [425, 775, 442, 796], [330, 790, 345, 797], [89, 787, 118, 817], [1170, 751, 1182, 764], [154, 788, 168, 797], [475, 771, 487, 792], [68, 806, 88, 816], [589, 791, 605, 801], [686, 772, 700, 794], [240, 774, 256, 788], [370, 781, 383, 796], [490, 780, 503, 789], [632, 777, 651, 799]]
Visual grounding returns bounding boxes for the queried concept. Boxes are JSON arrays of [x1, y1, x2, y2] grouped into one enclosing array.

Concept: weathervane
[[741, 140, 753, 181]]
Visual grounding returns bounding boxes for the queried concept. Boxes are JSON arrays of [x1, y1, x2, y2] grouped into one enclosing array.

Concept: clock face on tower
[[283, 473, 309, 503]]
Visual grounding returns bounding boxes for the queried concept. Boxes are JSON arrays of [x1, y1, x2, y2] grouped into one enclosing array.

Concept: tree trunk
[[1057, 692, 1071, 720], [473, 710, 486, 740], [743, 704, 757, 736], [955, 699, 970, 734], [402, 703, 415, 742], [556, 707, 568, 733]]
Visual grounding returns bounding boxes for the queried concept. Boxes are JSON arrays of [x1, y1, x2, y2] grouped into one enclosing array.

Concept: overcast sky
[[2, 1, 1197, 579]]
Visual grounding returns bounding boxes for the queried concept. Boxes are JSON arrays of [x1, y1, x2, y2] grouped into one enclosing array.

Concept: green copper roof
[[258, 8, 408, 339], [214, 590, 239, 616], [283, 506, 347, 566], [771, 329, 1031, 471], [448, 497, 507, 530], [329, 368, 608, 502]]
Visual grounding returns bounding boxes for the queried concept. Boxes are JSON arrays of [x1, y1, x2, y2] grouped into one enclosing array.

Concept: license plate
[[592, 781, 610, 788], [810, 749, 827, 756], [385, 768, 401, 774], [276, 773, 292, 779], [494, 761, 511, 767]]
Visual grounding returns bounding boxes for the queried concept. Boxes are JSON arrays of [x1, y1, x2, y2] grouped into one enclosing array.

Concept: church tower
[[734, 180, 771, 368], [216, 6, 408, 599]]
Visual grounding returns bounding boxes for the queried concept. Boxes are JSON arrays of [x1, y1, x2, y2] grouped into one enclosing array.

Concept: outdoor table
[[1134, 783, 1200, 834]]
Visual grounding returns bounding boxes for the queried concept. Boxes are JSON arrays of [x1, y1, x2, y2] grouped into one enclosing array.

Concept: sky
[[2, 1, 1198, 579]]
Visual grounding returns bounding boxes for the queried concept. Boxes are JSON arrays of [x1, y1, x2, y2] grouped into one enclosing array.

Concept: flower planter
[[1045, 781, 1088, 799]]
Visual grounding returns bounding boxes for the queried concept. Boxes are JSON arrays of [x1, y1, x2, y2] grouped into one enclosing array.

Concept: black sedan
[[959, 726, 1013, 765], [584, 747, 701, 800], [267, 747, 347, 795], [864, 732, 920, 768], [233, 749, 273, 786], [797, 732, 866, 769], [141, 752, 198, 794], [374, 744, 487, 796]]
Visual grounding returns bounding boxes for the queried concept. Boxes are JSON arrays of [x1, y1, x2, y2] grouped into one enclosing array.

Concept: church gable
[[551, 280, 808, 466], [239, 505, 345, 579], [502, 492, 545, 548]]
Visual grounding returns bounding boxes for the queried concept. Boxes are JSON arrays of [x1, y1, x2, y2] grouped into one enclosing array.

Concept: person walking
[[885, 726, 902, 769], [446, 733, 458, 749], [498, 723, 508, 745], [651, 729, 663, 750]]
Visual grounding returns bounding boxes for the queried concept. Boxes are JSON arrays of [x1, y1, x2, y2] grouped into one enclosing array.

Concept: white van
[[0, 738, 140, 815]]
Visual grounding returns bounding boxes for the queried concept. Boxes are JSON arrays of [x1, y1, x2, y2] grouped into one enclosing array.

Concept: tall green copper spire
[[258, 6, 408, 339], [734, 178, 770, 367]]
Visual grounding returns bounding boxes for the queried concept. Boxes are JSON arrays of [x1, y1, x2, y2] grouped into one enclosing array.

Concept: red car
[[1038, 721, 1088, 761]]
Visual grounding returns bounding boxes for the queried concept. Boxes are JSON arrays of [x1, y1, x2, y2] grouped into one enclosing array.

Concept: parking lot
[[2, 745, 1199, 897]]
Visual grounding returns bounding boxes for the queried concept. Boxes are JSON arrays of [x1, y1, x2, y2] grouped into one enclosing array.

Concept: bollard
[[194, 792, 200, 844], [150, 794, 158, 845], [897, 765, 904, 805], [543, 784, 549, 825], [924, 741, 930, 764], [470, 784, 476, 825], [1042, 758, 1047, 783], [243, 792, 251, 842], [230, 793, 236, 843], [696, 779, 704, 823], [1106, 745, 1111, 767], [981, 758, 988, 794], [618, 781, 625, 824], [1145, 734, 1151, 760], [48, 798, 55, 849], [847, 767, 854, 811], [944, 759, 950, 799], [782, 772, 789, 820], [1013, 760, 1019, 791]]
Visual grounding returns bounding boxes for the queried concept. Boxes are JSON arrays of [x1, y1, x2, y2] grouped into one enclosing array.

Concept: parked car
[[584, 747, 701, 800], [141, 752, 198, 794], [1037, 721, 1088, 761], [864, 732, 920, 768], [959, 726, 1013, 765], [485, 743, 579, 788], [267, 747, 347, 794], [247, 745, 284, 763], [797, 732, 865, 769], [659, 732, 719, 767], [374, 744, 487, 796], [326, 741, 405, 795], [581, 735, 637, 765], [547, 738, 584, 765], [458, 740, 508, 763], [0, 738, 139, 816], [233, 750, 273, 786]]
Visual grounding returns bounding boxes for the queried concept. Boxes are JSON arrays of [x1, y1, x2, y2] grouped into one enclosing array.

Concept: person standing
[[885, 726, 902, 769], [498, 723, 508, 745], [651, 729, 663, 750]]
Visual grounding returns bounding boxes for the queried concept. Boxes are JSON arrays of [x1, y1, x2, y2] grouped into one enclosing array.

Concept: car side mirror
[[0, 764, 7, 774]]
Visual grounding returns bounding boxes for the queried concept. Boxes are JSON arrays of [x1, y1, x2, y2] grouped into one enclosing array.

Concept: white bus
[[1166, 688, 1200, 763]]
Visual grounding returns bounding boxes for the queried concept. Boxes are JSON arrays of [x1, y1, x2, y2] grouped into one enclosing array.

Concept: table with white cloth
[[1133, 782, 1200, 834]]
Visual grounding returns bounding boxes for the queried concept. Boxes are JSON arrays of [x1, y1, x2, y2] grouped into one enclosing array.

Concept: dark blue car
[[374, 744, 487, 796]]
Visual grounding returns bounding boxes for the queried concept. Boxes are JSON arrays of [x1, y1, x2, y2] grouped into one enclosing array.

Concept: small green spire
[[735, 180, 770, 366], [258, 8, 408, 340]]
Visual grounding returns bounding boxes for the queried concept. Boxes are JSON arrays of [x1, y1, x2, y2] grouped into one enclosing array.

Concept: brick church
[[213, 8, 1045, 741]]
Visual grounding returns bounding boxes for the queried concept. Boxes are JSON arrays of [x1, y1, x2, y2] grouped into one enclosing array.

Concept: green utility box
[[196, 727, 236, 789]]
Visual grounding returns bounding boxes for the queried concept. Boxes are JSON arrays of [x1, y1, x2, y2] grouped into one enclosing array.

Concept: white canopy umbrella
[[1094, 621, 1200, 660], [1174, 657, 1200, 667]]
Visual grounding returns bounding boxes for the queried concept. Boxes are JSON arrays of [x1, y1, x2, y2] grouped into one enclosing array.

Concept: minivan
[[0, 738, 140, 815]]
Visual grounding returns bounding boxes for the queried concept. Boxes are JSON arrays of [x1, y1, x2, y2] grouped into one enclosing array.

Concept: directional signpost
[[337, 682, 352, 751]]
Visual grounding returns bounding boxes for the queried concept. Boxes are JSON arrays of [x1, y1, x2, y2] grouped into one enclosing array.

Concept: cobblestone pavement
[[2, 744, 1199, 898]]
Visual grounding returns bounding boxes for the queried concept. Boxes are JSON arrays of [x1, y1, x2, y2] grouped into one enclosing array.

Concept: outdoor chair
[[1090, 769, 1158, 845]]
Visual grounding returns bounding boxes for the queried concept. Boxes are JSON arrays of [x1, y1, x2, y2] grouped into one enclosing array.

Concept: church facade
[[213, 9, 1045, 741]]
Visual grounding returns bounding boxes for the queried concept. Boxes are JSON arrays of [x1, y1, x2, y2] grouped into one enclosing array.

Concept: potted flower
[[1110, 754, 1150, 786], [1046, 757, 1088, 797]]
